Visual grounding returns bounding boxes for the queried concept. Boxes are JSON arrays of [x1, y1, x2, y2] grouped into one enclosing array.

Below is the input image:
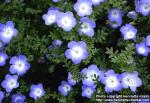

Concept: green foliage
[[106, 43, 136, 72], [0, 0, 150, 103]]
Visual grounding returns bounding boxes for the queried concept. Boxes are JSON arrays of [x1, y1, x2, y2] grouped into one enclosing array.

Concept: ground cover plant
[[0, 0, 150, 103]]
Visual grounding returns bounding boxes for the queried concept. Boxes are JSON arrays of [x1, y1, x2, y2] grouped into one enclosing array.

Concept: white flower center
[[81, 23, 91, 33], [47, 15, 56, 23], [85, 71, 98, 82], [71, 46, 83, 58], [106, 76, 118, 88], [112, 10, 119, 18], [79, 3, 89, 13], [142, 4, 150, 11], [34, 88, 42, 97], [0, 56, 4, 62], [3, 27, 13, 38], [138, 47, 145, 54], [123, 75, 135, 86], [126, 31, 135, 39], [85, 88, 92, 96], [15, 60, 25, 71], [63, 84, 71, 92], [61, 17, 72, 27], [7, 79, 16, 88]]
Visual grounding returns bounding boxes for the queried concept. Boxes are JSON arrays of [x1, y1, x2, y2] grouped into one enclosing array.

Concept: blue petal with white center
[[9, 55, 30, 76], [79, 17, 96, 37], [81, 85, 95, 98], [1, 74, 19, 92], [108, 9, 123, 28], [42, 8, 60, 26], [120, 24, 137, 40], [58, 81, 72, 96], [29, 83, 45, 100], [0, 21, 18, 44], [74, 0, 93, 17], [65, 41, 88, 64], [136, 0, 150, 16], [81, 64, 104, 87], [101, 70, 122, 93], [56, 11, 77, 32], [136, 42, 150, 56], [119, 71, 142, 92]]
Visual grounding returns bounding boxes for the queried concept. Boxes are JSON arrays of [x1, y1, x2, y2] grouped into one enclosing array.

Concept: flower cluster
[[106, 0, 150, 57], [42, 8, 77, 32], [1, 0, 149, 102], [0, 53, 43, 102], [42, 0, 106, 37], [58, 64, 142, 98], [80, 64, 103, 98], [0, 22, 46, 101], [0, 51, 46, 102]]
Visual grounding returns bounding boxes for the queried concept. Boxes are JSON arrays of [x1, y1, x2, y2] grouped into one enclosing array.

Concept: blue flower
[[74, 0, 93, 17], [42, 8, 60, 26], [119, 71, 142, 92], [81, 85, 95, 98], [79, 17, 96, 37], [81, 64, 104, 87], [0, 51, 8, 66], [11, 93, 26, 103], [67, 72, 77, 86], [108, 9, 123, 28], [52, 0, 61, 2], [101, 70, 122, 93], [58, 81, 72, 96], [9, 55, 30, 76], [120, 24, 137, 40], [91, 0, 105, 6], [0, 91, 4, 103], [145, 35, 150, 46], [29, 83, 45, 100], [65, 41, 88, 64], [56, 11, 77, 31], [0, 21, 18, 44], [4, 0, 11, 3], [52, 39, 63, 47], [1, 74, 19, 92], [127, 11, 138, 20], [108, 9, 123, 23], [136, 42, 150, 56], [136, 0, 150, 16]]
